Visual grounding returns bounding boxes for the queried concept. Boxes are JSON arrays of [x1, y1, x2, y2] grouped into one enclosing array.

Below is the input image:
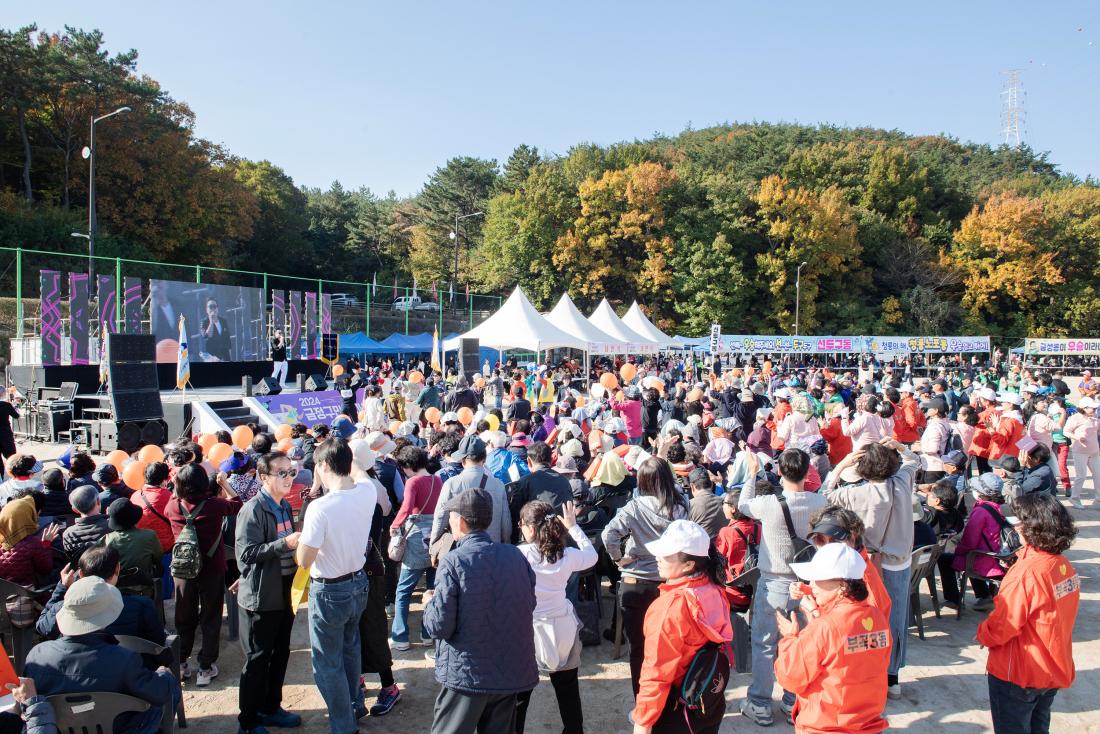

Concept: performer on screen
[[201, 298, 232, 361], [271, 329, 288, 385]]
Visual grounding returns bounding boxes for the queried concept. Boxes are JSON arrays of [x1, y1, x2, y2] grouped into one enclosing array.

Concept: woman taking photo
[[774, 542, 891, 734], [632, 519, 733, 734], [977, 494, 1079, 734], [389, 445, 442, 651], [515, 500, 598, 734], [602, 458, 689, 697]]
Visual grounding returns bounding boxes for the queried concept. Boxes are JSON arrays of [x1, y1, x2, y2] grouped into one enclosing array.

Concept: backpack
[[976, 503, 1022, 558], [944, 429, 964, 454], [170, 499, 218, 580], [672, 642, 731, 731], [733, 526, 760, 575]]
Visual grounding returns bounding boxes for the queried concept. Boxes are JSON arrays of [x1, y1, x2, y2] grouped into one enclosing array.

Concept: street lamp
[[794, 261, 807, 335], [450, 210, 484, 288], [81, 106, 131, 290]]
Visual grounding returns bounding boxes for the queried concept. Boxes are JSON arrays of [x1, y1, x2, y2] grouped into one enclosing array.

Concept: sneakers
[[887, 683, 902, 699], [390, 638, 411, 652], [424, 649, 436, 662], [971, 597, 995, 612], [369, 685, 401, 717], [739, 699, 774, 727], [196, 664, 219, 687], [238, 727, 270, 734], [1070, 498, 1084, 510], [179, 661, 194, 681], [257, 708, 302, 728], [779, 699, 795, 724]]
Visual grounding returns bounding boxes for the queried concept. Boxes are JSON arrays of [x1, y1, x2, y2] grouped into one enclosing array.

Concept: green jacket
[[104, 528, 163, 599]]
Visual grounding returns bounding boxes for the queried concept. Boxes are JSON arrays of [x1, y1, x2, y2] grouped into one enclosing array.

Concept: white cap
[[1020, 384, 1038, 394], [789, 542, 867, 582], [977, 387, 997, 402], [1079, 397, 1099, 410], [899, 383, 914, 394], [441, 411, 460, 424], [774, 388, 792, 400], [998, 391, 1022, 406], [644, 520, 711, 558]]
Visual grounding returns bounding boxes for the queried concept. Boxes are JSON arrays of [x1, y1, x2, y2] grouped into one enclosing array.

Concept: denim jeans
[[988, 674, 1058, 734], [881, 567, 911, 676], [309, 571, 369, 734], [748, 573, 797, 708], [133, 679, 182, 734], [391, 565, 435, 643]]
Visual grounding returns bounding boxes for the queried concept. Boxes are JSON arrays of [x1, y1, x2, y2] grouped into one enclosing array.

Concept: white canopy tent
[[622, 301, 676, 348], [544, 294, 626, 354], [588, 299, 659, 354], [443, 287, 587, 354]]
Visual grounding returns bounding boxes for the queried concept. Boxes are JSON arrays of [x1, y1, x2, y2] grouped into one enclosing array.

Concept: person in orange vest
[[987, 392, 1025, 462], [631, 520, 733, 734], [890, 385, 921, 444], [977, 494, 1080, 734], [774, 542, 891, 734], [969, 387, 1001, 474]]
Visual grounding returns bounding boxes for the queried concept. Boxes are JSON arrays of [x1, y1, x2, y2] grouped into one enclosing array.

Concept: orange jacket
[[892, 398, 922, 443], [969, 407, 1001, 459], [633, 574, 734, 727], [769, 401, 792, 450], [860, 547, 892, 620], [976, 545, 1080, 689], [775, 596, 890, 734], [988, 414, 1024, 461]]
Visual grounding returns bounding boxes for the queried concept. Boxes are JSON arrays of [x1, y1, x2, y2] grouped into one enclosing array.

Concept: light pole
[[794, 261, 807, 335], [82, 106, 131, 291], [449, 210, 484, 290]]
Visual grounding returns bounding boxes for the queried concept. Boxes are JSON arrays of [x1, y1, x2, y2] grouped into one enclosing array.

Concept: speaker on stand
[[305, 374, 328, 392], [255, 377, 283, 396]]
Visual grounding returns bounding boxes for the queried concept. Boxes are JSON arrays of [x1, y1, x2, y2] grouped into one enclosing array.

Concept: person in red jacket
[[969, 387, 1001, 474], [131, 462, 175, 554], [987, 392, 1025, 461], [804, 506, 891, 619], [818, 408, 853, 467], [977, 494, 1079, 734], [632, 520, 733, 734], [768, 389, 794, 451], [890, 385, 921, 444], [714, 488, 759, 611], [775, 542, 891, 734]]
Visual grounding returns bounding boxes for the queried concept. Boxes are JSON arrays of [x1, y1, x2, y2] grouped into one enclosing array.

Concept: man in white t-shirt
[[296, 439, 376, 734]]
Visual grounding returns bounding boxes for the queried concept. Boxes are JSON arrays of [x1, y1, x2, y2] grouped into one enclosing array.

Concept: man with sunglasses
[[234, 451, 302, 734]]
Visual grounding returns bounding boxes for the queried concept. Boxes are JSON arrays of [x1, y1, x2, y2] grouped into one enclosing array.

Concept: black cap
[[442, 487, 493, 532], [452, 435, 487, 462], [990, 455, 1022, 474], [809, 521, 850, 542], [107, 497, 143, 531]]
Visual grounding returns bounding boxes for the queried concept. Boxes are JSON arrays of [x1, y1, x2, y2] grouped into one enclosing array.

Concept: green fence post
[[262, 272, 267, 297], [366, 285, 371, 336], [404, 286, 409, 335], [115, 257, 122, 326], [317, 279, 323, 335], [195, 265, 201, 284], [469, 294, 473, 330], [15, 248, 22, 339]]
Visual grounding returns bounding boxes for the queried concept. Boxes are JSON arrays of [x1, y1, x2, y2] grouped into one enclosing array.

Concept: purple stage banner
[[321, 292, 332, 334], [288, 291, 302, 359], [123, 277, 142, 333], [254, 388, 365, 426], [39, 270, 62, 366], [98, 275, 117, 336], [69, 272, 90, 365], [305, 291, 317, 359]]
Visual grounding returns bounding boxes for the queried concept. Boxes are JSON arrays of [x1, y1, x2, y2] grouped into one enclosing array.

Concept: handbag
[[387, 527, 408, 563], [777, 495, 815, 564], [390, 476, 442, 566]]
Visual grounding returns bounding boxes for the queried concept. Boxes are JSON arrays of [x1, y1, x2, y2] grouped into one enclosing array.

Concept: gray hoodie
[[601, 495, 688, 582]]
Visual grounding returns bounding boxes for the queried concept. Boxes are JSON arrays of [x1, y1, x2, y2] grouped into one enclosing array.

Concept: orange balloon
[[620, 363, 637, 383], [138, 444, 164, 464], [232, 425, 254, 450], [277, 438, 293, 453], [389, 420, 403, 435], [197, 434, 218, 453], [425, 407, 441, 424], [105, 450, 129, 471], [155, 339, 179, 364], [457, 407, 474, 426], [207, 442, 233, 466], [122, 461, 147, 491], [599, 373, 619, 390], [333, 364, 345, 377], [408, 370, 425, 384], [274, 424, 293, 441]]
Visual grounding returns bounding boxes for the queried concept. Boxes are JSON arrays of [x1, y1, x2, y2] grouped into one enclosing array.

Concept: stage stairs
[[206, 399, 260, 429]]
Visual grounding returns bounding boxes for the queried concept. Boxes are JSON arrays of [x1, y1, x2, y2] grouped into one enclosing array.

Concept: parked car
[[330, 293, 360, 306], [391, 296, 440, 312]]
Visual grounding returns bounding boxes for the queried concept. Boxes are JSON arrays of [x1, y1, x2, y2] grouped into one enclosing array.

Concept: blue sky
[[12, 1, 1099, 196]]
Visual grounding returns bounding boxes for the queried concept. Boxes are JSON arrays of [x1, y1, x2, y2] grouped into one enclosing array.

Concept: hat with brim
[[789, 541, 866, 582], [441, 487, 493, 531], [808, 521, 850, 543], [643, 519, 710, 558], [366, 431, 397, 457], [553, 456, 579, 475], [997, 391, 1022, 406], [56, 576, 124, 636], [107, 497, 143, 531]]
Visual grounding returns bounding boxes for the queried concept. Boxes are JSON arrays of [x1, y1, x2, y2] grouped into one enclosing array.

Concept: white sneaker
[[739, 699, 774, 726], [391, 639, 411, 651], [178, 661, 193, 681], [887, 683, 901, 699], [196, 664, 219, 687]]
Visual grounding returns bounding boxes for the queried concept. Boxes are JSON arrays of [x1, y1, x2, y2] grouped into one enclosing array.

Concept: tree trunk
[[17, 105, 32, 203]]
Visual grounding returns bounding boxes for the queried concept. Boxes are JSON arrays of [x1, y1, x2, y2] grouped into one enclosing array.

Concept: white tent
[[544, 294, 626, 355], [622, 301, 676, 348], [588, 299, 659, 354], [443, 287, 587, 354]]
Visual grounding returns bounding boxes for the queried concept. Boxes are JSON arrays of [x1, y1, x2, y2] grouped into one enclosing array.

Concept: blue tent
[[337, 332, 387, 354]]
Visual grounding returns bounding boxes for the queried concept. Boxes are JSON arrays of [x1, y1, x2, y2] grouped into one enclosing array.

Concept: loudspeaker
[[242, 376, 253, 397], [460, 338, 480, 376], [162, 402, 193, 443], [106, 334, 157, 362], [305, 374, 328, 392], [255, 377, 283, 396], [89, 420, 117, 453], [91, 418, 167, 453], [111, 391, 164, 422], [106, 332, 163, 421]]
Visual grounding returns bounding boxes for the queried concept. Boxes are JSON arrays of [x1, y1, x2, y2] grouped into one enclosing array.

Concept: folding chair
[[115, 634, 187, 728], [48, 692, 157, 734], [907, 544, 943, 639], [956, 549, 1012, 619]]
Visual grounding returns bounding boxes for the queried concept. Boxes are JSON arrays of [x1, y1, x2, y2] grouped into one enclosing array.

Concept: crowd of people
[[0, 351, 1090, 734]]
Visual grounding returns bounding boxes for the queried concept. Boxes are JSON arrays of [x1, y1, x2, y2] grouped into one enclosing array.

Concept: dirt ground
[[16, 390, 1099, 734]]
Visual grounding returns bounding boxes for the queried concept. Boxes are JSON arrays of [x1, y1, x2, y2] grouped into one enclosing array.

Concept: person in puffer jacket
[[633, 520, 734, 734], [601, 459, 689, 698], [423, 487, 537, 734]]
